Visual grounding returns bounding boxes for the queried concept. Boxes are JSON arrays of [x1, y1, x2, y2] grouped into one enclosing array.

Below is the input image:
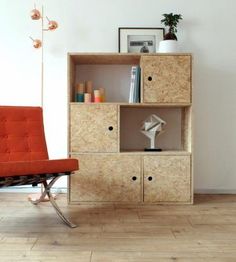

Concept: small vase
[[158, 40, 179, 53]]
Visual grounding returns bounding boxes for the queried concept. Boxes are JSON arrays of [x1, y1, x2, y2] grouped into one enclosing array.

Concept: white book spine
[[129, 66, 137, 103]]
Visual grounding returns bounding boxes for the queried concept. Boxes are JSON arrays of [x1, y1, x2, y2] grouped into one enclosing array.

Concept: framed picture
[[118, 27, 165, 53]]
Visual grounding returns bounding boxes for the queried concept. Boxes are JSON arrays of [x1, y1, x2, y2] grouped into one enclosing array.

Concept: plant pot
[[158, 40, 178, 53]]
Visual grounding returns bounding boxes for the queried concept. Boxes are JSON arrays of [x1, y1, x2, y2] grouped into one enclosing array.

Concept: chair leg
[[29, 188, 48, 205], [30, 177, 77, 228]]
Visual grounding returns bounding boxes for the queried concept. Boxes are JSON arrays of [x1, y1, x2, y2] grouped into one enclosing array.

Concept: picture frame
[[118, 27, 165, 53]]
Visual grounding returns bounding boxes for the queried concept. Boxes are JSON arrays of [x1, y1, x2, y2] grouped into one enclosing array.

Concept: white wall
[[0, 0, 236, 192]]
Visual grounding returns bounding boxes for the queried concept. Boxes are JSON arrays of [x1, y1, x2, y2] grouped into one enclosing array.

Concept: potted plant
[[159, 13, 183, 53]]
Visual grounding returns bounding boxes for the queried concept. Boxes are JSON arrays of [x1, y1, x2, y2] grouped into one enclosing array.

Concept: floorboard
[[0, 193, 236, 261]]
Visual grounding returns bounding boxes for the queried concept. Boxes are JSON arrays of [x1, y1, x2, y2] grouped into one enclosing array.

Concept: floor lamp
[[28, 4, 58, 202]]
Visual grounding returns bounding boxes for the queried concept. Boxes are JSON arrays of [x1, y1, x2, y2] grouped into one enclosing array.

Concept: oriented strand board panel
[[70, 53, 141, 65], [70, 104, 118, 153], [70, 154, 142, 202], [143, 155, 191, 203], [182, 106, 192, 152], [68, 55, 76, 102], [141, 55, 191, 103]]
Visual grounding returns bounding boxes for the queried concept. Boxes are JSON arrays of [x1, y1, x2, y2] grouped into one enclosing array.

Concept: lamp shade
[[48, 20, 58, 31], [30, 9, 41, 20]]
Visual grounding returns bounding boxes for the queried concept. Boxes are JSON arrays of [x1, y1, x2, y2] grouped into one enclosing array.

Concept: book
[[134, 66, 140, 103], [129, 66, 136, 103], [129, 66, 140, 103]]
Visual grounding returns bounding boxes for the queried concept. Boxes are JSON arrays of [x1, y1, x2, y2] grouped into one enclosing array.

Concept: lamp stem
[[41, 5, 44, 108], [41, 5, 44, 196]]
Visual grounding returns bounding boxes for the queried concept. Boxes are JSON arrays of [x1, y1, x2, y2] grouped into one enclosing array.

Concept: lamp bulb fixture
[[30, 8, 41, 20], [46, 17, 58, 31], [30, 37, 42, 48]]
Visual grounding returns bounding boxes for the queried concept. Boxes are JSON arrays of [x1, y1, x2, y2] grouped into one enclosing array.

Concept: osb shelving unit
[[68, 52, 193, 205]]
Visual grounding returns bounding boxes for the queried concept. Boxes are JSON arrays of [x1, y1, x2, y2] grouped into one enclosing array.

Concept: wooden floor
[[0, 194, 236, 261]]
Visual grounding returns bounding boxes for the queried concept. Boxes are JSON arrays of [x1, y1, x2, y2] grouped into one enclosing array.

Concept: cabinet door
[[144, 155, 191, 203], [70, 154, 142, 202], [141, 55, 191, 103], [70, 104, 118, 153]]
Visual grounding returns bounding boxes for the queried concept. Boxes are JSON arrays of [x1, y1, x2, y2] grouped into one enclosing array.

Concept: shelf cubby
[[120, 105, 191, 153], [68, 53, 140, 103]]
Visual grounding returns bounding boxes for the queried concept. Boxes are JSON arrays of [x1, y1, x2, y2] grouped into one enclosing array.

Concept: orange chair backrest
[[0, 106, 49, 162]]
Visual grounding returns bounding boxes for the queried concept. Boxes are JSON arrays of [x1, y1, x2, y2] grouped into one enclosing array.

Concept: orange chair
[[0, 106, 78, 227]]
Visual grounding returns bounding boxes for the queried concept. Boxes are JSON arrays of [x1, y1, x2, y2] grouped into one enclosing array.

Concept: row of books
[[129, 66, 141, 103]]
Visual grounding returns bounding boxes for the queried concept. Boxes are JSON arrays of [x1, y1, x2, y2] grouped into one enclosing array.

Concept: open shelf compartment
[[119, 105, 192, 153], [68, 53, 141, 103]]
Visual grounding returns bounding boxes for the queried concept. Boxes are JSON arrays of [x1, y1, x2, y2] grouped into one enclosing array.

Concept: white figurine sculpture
[[141, 114, 166, 151]]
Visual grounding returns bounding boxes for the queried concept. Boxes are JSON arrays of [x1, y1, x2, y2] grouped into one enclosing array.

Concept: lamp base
[[144, 148, 162, 152], [28, 193, 56, 202]]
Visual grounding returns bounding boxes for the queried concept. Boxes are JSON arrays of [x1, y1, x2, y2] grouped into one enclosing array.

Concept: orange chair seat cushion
[[0, 158, 78, 177]]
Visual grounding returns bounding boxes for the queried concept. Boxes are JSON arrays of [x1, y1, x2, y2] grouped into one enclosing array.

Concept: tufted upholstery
[[0, 106, 48, 162], [0, 106, 78, 178], [0, 158, 78, 177]]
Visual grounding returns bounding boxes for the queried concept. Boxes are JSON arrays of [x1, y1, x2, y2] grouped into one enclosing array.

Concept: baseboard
[[0, 187, 67, 193], [1, 187, 236, 195], [195, 189, 236, 194]]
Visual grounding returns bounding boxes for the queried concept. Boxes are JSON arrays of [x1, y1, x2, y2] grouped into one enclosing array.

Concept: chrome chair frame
[[0, 173, 77, 228]]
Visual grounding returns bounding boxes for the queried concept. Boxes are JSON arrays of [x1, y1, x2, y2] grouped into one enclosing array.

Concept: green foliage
[[161, 13, 183, 40]]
